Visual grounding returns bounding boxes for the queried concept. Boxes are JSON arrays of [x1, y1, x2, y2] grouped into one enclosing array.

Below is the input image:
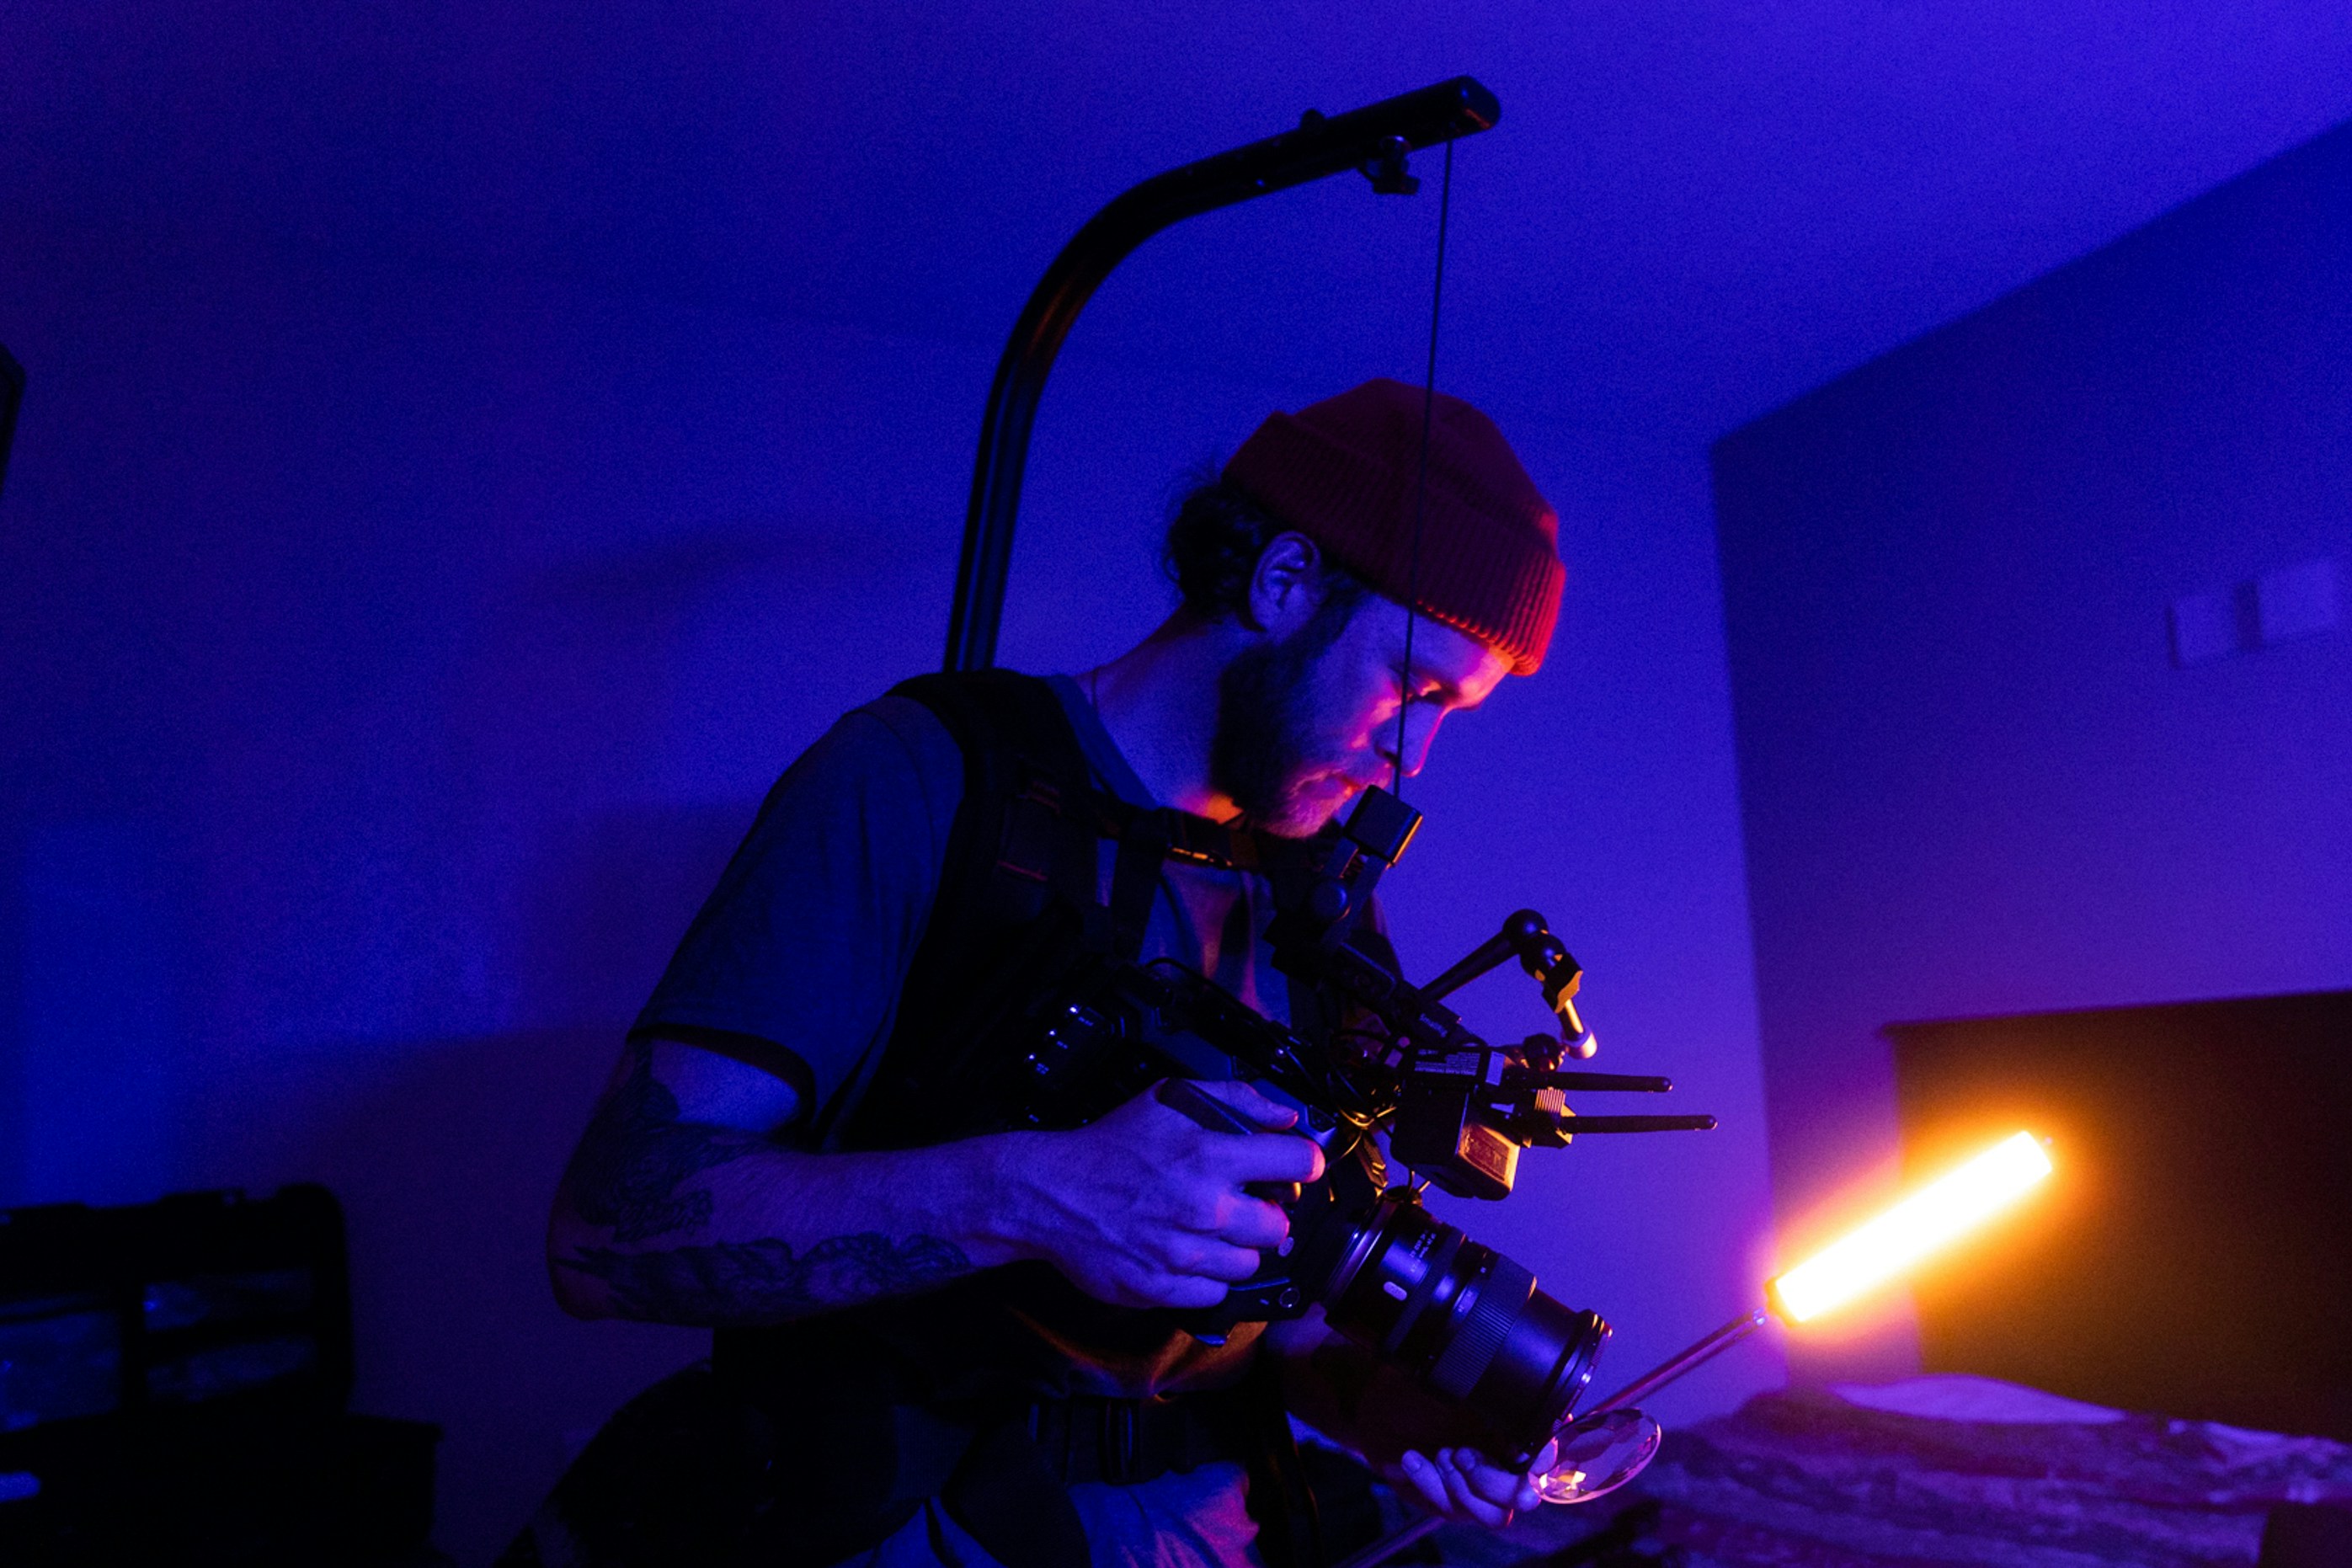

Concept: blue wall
[[1716, 120, 2352, 1378], [17, 7, 2345, 1553], [1, 218, 1774, 1554]]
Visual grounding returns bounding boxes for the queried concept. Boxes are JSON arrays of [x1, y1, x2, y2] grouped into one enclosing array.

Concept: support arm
[[945, 77, 1501, 672]]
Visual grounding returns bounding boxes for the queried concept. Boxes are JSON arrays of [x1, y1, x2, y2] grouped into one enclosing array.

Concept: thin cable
[[1393, 136, 1454, 801]]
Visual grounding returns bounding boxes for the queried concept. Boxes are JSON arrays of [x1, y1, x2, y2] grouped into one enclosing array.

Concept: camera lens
[[1320, 1195, 1608, 1464]]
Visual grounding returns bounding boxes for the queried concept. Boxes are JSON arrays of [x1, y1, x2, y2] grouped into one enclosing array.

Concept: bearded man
[[510, 379, 1571, 1568]]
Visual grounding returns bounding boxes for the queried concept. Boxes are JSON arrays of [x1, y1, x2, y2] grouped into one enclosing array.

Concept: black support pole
[[944, 77, 1501, 673]]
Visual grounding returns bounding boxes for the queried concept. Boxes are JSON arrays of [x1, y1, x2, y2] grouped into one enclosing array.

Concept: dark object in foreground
[[0, 1185, 441, 1565], [1160, 1078, 1608, 1470], [2261, 1501, 2352, 1568]]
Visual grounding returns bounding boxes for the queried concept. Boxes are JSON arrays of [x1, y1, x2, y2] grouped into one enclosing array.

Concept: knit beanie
[[1221, 378, 1564, 675]]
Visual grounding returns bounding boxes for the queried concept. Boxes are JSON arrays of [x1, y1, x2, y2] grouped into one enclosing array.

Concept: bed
[[1417, 1376, 2352, 1568]]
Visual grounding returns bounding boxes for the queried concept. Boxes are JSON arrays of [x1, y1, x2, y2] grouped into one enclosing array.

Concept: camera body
[[1157, 1077, 1608, 1469]]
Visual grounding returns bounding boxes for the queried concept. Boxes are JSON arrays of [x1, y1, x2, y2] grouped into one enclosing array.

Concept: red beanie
[[1222, 378, 1564, 675]]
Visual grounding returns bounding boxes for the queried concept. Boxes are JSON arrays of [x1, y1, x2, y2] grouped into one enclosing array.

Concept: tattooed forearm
[[557, 1232, 973, 1325], [560, 1041, 765, 1244], [551, 1045, 996, 1324]]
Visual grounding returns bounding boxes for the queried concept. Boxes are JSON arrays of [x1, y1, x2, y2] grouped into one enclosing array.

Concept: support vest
[[708, 671, 1326, 1568]]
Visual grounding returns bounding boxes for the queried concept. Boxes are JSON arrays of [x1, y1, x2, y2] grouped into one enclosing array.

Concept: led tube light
[[1769, 1131, 2051, 1324]]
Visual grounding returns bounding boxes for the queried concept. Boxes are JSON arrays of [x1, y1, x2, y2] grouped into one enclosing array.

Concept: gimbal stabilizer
[[940, 72, 1721, 1509]]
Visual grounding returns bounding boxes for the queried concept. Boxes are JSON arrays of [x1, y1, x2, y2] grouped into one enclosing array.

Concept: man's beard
[[1208, 591, 1362, 837]]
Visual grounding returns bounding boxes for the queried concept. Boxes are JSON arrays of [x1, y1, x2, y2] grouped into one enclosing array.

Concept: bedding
[[1427, 1377, 2352, 1567]]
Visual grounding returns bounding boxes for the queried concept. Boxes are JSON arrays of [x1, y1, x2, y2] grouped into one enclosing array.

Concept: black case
[[0, 1184, 442, 1565]]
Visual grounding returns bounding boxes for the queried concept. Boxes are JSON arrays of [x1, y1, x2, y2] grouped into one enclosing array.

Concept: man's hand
[[1270, 1309, 1557, 1530], [1390, 1438, 1555, 1528], [1000, 1080, 1325, 1309]]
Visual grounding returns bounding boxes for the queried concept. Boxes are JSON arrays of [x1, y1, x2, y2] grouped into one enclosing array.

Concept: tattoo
[[556, 1233, 973, 1325], [563, 1042, 760, 1243]]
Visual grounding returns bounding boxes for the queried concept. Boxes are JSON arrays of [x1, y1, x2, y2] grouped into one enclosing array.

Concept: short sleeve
[[631, 696, 963, 1137]]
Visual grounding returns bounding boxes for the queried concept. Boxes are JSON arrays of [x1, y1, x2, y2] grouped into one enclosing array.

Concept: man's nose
[[1378, 710, 1443, 780]]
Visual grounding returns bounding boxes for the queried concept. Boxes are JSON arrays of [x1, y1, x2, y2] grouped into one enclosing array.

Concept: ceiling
[[8, 2, 2352, 447]]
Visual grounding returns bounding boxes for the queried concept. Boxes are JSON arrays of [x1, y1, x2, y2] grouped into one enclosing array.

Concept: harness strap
[[811, 672, 1326, 1568], [1022, 1389, 1254, 1486], [1109, 810, 1173, 961]]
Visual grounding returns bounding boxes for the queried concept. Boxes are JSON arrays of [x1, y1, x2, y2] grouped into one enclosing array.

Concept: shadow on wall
[[268, 526, 944, 1561], [246, 1022, 701, 1563], [0, 240, 971, 1563], [313, 808, 793, 1561], [183, 824, 772, 1560], [515, 802, 766, 1033]]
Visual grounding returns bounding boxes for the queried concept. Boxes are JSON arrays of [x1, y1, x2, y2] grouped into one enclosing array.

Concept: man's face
[[1210, 585, 1513, 837]]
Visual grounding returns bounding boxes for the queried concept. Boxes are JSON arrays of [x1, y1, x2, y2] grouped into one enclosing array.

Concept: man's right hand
[[998, 1080, 1325, 1309]]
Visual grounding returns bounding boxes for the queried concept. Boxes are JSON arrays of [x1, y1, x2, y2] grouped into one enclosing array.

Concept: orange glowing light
[[1769, 1131, 2052, 1324]]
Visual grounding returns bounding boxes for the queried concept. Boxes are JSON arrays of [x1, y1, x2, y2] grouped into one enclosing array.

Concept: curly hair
[[1161, 478, 1367, 625]]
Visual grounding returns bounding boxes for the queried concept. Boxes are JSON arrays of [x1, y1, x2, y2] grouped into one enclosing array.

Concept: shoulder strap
[[844, 672, 1107, 1148], [894, 669, 1104, 936], [850, 671, 1295, 1149]]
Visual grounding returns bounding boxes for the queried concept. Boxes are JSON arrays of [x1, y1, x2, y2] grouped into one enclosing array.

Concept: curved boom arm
[[944, 76, 1501, 672]]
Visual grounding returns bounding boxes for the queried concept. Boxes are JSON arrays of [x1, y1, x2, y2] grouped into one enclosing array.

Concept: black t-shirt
[[632, 675, 1297, 1397]]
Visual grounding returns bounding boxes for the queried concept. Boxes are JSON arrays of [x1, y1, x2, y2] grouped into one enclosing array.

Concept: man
[[515, 378, 1570, 1568]]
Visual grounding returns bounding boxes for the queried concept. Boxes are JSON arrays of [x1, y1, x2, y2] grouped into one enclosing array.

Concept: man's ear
[[1245, 532, 1329, 636]]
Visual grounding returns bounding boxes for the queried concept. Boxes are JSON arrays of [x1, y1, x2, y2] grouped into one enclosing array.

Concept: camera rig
[[1004, 784, 1715, 1197], [977, 784, 1715, 1465], [919, 74, 1721, 1469], [1259, 785, 1716, 1198]]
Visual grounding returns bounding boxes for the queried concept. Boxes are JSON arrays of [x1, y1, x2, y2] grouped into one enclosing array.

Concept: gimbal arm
[[944, 77, 1501, 673], [1423, 909, 1592, 1051]]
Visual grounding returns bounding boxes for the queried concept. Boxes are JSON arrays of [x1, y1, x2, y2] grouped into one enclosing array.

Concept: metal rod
[[943, 77, 1501, 672], [1331, 1514, 1443, 1568], [1533, 1071, 1673, 1093], [1588, 1308, 1772, 1414], [1565, 1114, 1720, 1133], [1421, 930, 1515, 1002]]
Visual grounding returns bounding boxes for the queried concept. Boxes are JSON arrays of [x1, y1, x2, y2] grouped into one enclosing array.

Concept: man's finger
[[1513, 1437, 1559, 1511], [1211, 1196, 1291, 1251], [1453, 1448, 1525, 1510], [1213, 1130, 1325, 1186], [1167, 1236, 1267, 1284], [1397, 1451, 1453, 1517], [1191, 1078, 1299, 1130], [1438, 1450, 1512, 1528], [1136, 1271, 1229, 1310]]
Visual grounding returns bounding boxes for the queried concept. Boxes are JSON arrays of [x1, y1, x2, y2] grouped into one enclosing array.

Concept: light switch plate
[[2254, 557, 2340, 646]]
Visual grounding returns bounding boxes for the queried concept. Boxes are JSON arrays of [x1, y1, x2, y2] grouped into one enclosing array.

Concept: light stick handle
[[1587, 1307, 1771, 1414]]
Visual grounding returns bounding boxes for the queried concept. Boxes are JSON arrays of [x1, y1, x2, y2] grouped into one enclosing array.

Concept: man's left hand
[[1390, 1438, 1555, 1528]]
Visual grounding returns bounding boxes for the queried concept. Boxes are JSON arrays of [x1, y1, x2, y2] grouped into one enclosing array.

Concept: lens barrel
[[1320, 1195, 1608, 1464]]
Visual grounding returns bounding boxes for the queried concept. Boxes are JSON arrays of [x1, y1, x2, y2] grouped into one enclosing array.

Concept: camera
[[983, 787, 1715, 1466], [1155, 1074, 1609, 1468]]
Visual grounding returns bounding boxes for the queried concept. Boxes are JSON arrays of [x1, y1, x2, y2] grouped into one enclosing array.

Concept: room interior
[[3, 5, 2349, 1563]]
